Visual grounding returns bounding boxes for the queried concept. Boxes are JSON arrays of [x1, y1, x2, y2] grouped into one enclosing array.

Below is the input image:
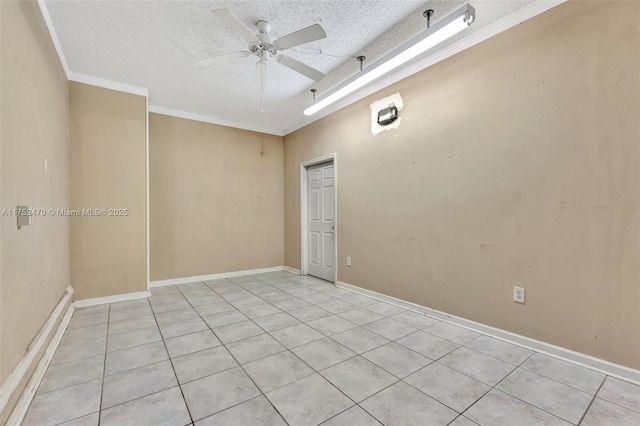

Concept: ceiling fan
[[195, 10, 328, 91]]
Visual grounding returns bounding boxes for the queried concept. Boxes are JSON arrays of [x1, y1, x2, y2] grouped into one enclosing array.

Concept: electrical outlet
[[346, 256, 351, 267], [513, 286, 525, 304]]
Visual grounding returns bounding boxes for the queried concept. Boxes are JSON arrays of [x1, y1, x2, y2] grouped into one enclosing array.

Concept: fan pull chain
[[260, 61, 265, 112]]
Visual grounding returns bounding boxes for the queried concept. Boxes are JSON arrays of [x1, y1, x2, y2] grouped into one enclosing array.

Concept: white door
[[307, 162, 335, 282]]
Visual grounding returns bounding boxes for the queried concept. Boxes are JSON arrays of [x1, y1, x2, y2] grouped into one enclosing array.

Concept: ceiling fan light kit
[[303, 3, 476, 116], [194, 9, 327, 93]]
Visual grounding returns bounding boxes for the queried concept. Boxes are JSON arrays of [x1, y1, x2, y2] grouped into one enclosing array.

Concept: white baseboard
[[73, 290, 151, 308], [283, 266, 301, 275], [337, 281, 640, 385], [1, 286, 74, 425], [149, 266, 285, 287]]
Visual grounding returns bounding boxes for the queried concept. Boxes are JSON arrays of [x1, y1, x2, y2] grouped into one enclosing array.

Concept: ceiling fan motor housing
[[256, 20, 271, 35], [251, 21, 278, 57], [199, 10, 327, 83]]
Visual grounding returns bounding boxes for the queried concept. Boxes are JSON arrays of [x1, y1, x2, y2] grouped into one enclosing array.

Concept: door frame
[[300, 153, 338, 283]]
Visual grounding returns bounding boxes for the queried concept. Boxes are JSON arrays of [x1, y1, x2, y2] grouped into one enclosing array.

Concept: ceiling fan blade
[[253, 61, 267, 92], [212, 9, 260, 45], [274, 24, 327, 50], [193, 51, 251, 68], [277, 55, 324, 82]]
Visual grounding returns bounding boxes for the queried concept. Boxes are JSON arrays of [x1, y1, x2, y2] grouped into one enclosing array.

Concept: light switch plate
[[17, 206, 33, 229]]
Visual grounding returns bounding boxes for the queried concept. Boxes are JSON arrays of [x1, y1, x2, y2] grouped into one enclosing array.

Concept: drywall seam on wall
[[337, 281, 640, 384]]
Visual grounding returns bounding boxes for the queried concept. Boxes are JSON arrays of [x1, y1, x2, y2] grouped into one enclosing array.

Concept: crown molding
[[283, 0, 566, 135], [68, 72, 149, 97], [38, 2, 149, 97], [147, 105, 284, 137], [37, 0, 70, 78], [38, 0, 564, 137]]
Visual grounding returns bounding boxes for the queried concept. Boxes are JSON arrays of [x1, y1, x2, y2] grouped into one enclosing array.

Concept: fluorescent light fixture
[[304, 4, 475, 116]]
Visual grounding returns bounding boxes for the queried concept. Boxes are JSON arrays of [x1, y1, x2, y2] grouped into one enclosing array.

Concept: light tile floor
[[23, 271, 640, 426]]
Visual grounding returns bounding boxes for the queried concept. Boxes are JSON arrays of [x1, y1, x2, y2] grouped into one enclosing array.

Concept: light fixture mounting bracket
[[423, 9, 434, 28]]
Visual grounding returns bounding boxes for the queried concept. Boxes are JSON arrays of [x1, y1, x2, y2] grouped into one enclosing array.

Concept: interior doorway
[[300, 154, 337, 283]]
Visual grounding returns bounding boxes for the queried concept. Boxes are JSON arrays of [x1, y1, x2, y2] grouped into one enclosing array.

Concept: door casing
[[300, 153, 337, 283]]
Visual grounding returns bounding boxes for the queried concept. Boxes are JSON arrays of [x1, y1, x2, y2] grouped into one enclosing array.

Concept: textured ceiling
[[46, 0, 535, 134]]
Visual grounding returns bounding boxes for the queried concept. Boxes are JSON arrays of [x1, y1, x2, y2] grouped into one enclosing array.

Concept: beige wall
[[150, 113, 283, 281], [69, 82, 147, 300], [284, 1, 640, 369], [0, 0, 70, 420]]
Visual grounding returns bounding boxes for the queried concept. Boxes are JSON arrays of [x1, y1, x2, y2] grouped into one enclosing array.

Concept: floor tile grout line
[[577, 375, 607, 425], [319, 404, 385, 426], [56, 330, 109, 349], [399, 370, 489, 416], [31, 369, 105, 399], [178, 273, 367, 423], [516, 363, 605, 396], [101, 352, 180, 378], [455, 350, 580, 425], [98, 385, 191, 418], [428, 346, 519, 387], [192, 394, 288, 426], [147, 294, 196, 425], [394, 344, 534, 420], [463, 349, 533, 407], [65, 318, 109, 330], [328, 313, 531, 421], [238, 281, 431, 421], [105, 332, 163, 354], [39, 271, 627, 426], [252, 272, 481, 421], [473, 387, 578, 425], [209, 274, 313, 424], [340, 280, 629, 391], [446, 414, 479, 426], [41, 346, 107, 370], [592, 380, 640, 415], [50, 412, 101, 426], [175, 280, 292, 425], [64, 278, 422, 407], [97, 303, 112, 426]]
